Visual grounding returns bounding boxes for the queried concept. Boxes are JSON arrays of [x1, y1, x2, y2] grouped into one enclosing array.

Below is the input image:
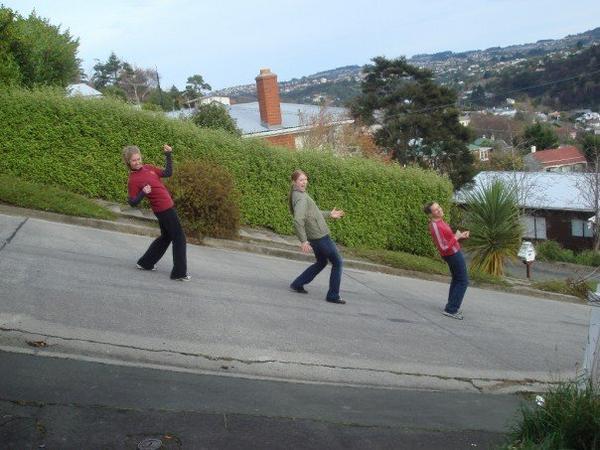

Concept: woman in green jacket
[[288, 169, 346, 304]]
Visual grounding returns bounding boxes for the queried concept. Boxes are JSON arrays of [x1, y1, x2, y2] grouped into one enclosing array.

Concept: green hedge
[[0, 87, 453, 255]]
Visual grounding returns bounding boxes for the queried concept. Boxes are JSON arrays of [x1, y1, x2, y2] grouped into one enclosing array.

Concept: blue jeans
[[291, 235, 343, 301], [442, 250, 469, 314]]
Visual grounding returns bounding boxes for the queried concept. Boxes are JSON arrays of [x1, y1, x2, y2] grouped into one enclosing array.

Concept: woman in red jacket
[[123, 144, 189, 281], [423, 202, 469, 320]]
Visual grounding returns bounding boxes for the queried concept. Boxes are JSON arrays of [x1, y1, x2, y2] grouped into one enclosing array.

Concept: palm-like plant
[[462, 180, 522, 276]]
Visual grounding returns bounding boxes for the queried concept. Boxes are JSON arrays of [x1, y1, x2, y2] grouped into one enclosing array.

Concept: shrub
[[575, 250, 600, 267], [535, 240, 575, 263], [167, 160, 240, 240], [0, 87, 453, 255], [503, 381, 600, 450], [463, 180, 522, 276]]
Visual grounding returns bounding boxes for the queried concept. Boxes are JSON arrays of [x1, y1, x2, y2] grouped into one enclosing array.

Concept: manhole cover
[[138, 438, 162, 450]]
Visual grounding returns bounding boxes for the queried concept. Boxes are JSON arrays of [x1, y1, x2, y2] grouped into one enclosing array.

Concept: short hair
[[423, 201, 435, 215], [122, 145, 141, 167]]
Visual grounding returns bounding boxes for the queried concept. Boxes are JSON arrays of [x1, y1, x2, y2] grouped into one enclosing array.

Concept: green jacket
[[291, 189, 331, 242]]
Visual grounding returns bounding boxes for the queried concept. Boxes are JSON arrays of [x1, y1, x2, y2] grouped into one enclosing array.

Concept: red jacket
[[429, 219, 460, 257], [128, 165, 174, 213]]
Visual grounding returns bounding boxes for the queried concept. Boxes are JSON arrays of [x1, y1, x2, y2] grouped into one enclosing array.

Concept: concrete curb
[[0, 202, 584, 303]]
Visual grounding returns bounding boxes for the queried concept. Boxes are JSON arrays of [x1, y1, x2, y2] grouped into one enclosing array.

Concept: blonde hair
[[122, 145, 141, 167], [288, 169, 307, 214]]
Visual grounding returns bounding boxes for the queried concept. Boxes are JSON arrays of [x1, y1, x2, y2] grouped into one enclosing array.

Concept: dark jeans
[[291, 235, 343, 301], [138, 208, 187, 279], [442, 250, 469, 314]]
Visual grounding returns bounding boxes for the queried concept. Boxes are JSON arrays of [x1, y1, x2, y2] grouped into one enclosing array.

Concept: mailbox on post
[[518, 241, 536, 279]]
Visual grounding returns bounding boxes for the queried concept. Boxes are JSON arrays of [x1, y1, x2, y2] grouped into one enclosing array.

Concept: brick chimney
[[255, 68, 282, 128]]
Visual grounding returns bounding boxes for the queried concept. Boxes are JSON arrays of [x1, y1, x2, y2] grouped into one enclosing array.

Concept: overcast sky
[[4, 0, 600, 90]]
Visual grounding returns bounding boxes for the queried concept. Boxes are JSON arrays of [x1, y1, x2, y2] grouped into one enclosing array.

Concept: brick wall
[[265, 133, 296, 149]]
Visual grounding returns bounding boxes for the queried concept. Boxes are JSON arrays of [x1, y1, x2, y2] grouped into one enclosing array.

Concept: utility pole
[[155, 66, 164, 109]]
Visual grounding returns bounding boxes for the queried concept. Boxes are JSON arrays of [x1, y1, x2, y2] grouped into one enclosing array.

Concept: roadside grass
[[0, 174, 116, 220], [349, 248, 508, 286], [501, 381, 600, 449], [531, 279, 594, 301]]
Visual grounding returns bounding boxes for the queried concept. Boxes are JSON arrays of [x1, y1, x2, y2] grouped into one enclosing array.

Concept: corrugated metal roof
[[166, 102, 350, 135], [454, 171, 595, 212], [229, 102, 349, 134]]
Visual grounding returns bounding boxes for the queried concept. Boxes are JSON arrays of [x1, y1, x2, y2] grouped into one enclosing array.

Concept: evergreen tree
[[350, 56, 474, 189]]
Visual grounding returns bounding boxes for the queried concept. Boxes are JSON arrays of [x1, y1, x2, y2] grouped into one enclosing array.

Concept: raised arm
[[161, 144, 173, 178]]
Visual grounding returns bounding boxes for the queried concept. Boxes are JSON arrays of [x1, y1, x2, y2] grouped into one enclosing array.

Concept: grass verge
[[502, 381, 600, 449], [349, 247, 508, 286], [0, 174, 116, 220], [532, 279, 594, 301]]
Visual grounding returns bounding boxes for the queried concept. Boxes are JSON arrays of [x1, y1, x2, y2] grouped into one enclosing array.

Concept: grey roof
[[66, 83, 102, 97], [229, 102, 350, 135], [166, 102, 350, 135], [455, 171, 595, 212]]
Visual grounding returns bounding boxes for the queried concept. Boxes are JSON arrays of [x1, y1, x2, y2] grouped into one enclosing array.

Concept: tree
[[463, 180, 523, 276], [91, 52, 124, 89], [119, 66, 158, 105], [0, 6, 80, 87], [191, 102, 240, 135], [520, 122, 559, 151], [577, 134, 600, 251], [185, 74, 211, 101], [350, 56, 474, 189]]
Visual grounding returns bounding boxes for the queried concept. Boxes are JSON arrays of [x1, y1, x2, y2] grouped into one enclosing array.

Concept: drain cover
[[138, 438, 162, 450]]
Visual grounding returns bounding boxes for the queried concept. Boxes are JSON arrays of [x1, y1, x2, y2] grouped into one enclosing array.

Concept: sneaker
[[326, 298, 346, 305], [136, 264, 156, 271], [442, 310, 463, 320], [290, 285, 308, 294], [173, 275, 191, 281]]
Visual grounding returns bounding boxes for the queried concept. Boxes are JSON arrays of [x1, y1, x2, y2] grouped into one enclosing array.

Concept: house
[[468, 142, 492, 162], [169, 68, 353, 149], [455, 171, 595, 250], [66, 83, 102, 98], [523, 145, 588, 172]]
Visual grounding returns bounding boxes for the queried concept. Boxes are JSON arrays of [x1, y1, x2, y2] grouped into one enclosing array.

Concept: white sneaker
[[442, 310, 464, 320], [136, 264, 156, 271], [174, 275, 191, 281]]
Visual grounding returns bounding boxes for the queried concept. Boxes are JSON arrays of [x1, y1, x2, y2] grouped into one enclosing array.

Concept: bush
[[503, 381, 600, 449], [575, 250, 600, 267], [535, 240, 575, 263], [167, 160, 240, 240], [0, 87, 453, 255]]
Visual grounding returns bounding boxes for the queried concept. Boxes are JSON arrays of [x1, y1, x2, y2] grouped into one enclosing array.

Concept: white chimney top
[[531, 145, 537, 153]]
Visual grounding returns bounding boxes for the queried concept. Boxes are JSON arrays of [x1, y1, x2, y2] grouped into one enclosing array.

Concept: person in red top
[[123, 144, 189, 281], [423, 201, 469, 320]]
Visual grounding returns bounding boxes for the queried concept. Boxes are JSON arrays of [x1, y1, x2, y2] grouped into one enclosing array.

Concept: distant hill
[[215, 27, 600, 109]]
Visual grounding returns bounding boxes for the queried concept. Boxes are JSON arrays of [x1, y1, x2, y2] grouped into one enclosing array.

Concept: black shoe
[[290, 285, 308, 294], [326, 298, 346, 304]]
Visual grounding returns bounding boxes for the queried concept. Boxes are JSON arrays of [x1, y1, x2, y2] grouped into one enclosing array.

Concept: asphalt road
[[0, 213, 593, 448]]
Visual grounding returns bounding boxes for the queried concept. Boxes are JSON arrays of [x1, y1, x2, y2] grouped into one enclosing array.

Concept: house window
[[571, 219, 593, 238], [521, 215, 547, 239], [479, 148, 489, 161]]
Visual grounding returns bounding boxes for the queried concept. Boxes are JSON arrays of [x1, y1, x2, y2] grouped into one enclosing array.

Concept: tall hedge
[[0, 88, 453, 255]]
